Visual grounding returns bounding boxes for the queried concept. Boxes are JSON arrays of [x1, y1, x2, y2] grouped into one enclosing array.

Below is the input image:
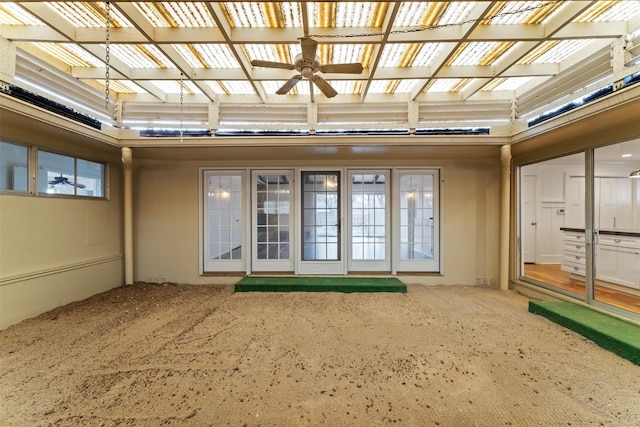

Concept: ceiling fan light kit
[[251, 37, 363, 99]]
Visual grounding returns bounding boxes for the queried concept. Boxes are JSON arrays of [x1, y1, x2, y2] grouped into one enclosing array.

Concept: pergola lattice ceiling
[[1, 1, 640, 133]]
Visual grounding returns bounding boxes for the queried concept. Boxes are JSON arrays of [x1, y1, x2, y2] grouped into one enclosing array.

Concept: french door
[[202, 168, 442, 275], [203, 170, 245, 272], [348, 170, 390, 272], [252, 170, 294, 272], [298, 171, 343, 274], [395, 169, 440, 272]]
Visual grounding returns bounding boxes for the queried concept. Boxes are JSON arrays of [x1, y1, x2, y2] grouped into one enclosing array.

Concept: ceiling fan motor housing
[[294, 54, 320, 78]]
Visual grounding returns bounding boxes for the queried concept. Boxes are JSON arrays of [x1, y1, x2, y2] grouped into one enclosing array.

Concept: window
[[0, 141, 29, 192], [38, 151, 104, 197]]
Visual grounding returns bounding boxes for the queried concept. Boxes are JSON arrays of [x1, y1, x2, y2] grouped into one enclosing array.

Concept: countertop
[[560, 227, 640, 238]]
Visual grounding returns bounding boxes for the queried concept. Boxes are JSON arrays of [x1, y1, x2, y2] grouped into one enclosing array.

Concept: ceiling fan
[[251, 37, 363, 99], [49, 174, 85, 189]]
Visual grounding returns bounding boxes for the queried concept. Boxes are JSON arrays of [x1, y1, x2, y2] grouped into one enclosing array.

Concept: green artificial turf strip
[[234, 276, 407, 293], [529, 300, 640, 366]]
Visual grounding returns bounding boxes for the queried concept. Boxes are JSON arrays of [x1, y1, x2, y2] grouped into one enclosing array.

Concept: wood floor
[[523, 264, 640, 315]]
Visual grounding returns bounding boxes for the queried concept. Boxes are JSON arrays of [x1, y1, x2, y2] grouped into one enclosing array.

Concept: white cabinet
[[597, 234, 640, 289], [561, 230, 587, 276], [561, 229, 640, 290], [599, 178, 632, 229]]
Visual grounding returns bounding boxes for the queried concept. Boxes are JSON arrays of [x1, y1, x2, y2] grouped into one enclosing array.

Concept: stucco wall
[[132, 156, 501, 286], [0, 176, 124, 328], [0, 109, 124, 329]]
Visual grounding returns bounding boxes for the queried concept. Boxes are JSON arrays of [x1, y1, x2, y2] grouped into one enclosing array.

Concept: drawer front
[[564, 232, 586, 243], [563, 242, 586, 253], [598, 235, 640, 249], [562, 259, 586, 275], [563, 252, 586, 266]]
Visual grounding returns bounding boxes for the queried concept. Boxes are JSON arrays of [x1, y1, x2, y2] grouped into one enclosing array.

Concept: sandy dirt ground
[[1, 283, 639, 426]]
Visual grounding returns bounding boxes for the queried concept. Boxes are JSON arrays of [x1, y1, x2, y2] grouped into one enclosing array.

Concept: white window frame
[[37, 149, 106, 198]]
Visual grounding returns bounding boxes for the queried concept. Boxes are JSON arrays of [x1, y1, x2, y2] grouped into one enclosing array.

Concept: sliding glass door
[[519, 154, 586, 299], [592, 143, 640, 314], [518, 139, 640, 318]]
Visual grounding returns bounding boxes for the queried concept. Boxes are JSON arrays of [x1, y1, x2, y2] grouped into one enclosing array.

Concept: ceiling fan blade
[[319, 63, 364, 74], [251, 60, 295, 70], [312, 75, 338, 98], [72, 182, 86, 189], [276, 75, 303, 94], [300, 37, 318, 62]]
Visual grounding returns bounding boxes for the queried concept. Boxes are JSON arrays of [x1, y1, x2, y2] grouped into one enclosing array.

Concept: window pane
[[207, 174, 243, 261], [255, 174, 291, 262], [593, 141, 640, 315], [38, 151, 75, 195], [351, 173, 386, 261], [302, 172, 340, 261], [0, 142, 28, 192], [399, 173, 434, 260], [77, 159, 104, 197], [520, 153, 586, 298]]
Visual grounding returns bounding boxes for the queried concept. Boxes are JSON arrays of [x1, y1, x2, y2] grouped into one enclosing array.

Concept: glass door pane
[[299, 171, 343, 274], [519, 154, 586, 299], [203, 171, 244, 272], [348, 171, 390, 272], [396, 170, 440, 272], [252, 171, 293, 272], [593, 141, 640, 316]]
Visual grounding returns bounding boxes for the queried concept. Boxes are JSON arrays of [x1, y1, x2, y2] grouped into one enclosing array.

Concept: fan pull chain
[[104, 1, 111, 113]]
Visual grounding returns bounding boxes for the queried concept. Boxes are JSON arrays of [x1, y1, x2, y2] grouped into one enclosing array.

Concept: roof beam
[[113, 2, 218, 102], [360, 2, 402, 102], [15, 2, 75, 40], [411, 1, 497, 101], [205, 2, 265, 103]]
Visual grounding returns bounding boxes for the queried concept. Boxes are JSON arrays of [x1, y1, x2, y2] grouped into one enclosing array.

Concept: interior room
[[1, 1, 640, 328], [520, 139, 640, 314]]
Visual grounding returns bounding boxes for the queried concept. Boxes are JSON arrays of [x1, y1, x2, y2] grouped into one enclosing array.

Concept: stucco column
[[121, 147, 134, 285], [500, 144, 511, 291]]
